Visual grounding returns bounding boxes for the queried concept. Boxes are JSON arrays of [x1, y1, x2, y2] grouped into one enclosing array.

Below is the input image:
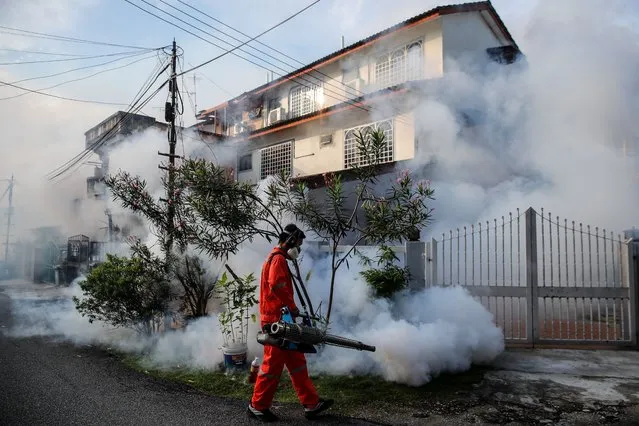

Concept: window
[[344, 119, 394, 169], [374, 40, 423, 88], [290, 84, 322, 118], [238, 153, 253, 172], [260, 140, 293, 180]]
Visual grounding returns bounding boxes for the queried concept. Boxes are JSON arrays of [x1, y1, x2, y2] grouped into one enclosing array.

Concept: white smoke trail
[[4, 0, 639, 389]]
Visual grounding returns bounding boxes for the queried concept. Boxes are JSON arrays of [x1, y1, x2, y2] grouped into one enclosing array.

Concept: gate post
[[525, 208, 539, 346], [425, 238, 438, 287], [624, 231, 639, 347], [405, 241, 426, 290]]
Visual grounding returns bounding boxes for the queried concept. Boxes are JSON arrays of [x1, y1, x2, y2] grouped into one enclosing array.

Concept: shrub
[[73, 251, 174, 335]]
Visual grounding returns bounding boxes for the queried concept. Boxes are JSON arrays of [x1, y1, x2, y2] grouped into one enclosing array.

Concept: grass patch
[[118, 352, 490, 417]]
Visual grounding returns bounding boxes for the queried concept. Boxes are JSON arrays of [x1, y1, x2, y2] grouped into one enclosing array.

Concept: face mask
[[287, 246, 300, 260]]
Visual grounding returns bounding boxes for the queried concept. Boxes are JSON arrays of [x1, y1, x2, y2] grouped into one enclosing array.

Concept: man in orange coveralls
[[248, 224, 334, 422]]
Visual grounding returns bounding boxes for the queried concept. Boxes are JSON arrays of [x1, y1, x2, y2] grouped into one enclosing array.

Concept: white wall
[[258, 17, 444, 122], [236, 110, 415, 183], [441, 11, 507, 70]]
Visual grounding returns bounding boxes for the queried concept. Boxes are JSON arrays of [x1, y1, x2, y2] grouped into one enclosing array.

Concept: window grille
[[290, 84, 322, 118], [375, 40, 423, 88], [344, 119, 394, 169], [260, 140, 293, 179]]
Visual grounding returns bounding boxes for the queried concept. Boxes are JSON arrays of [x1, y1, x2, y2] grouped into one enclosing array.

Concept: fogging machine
[[257, 307, 376, 353]]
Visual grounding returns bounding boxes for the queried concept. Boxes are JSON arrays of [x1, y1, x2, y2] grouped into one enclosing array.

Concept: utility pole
[[193, 73, 198, 114], [105, 209, 114, 243], [4, 175, 14, 262], [159, 40, 179, 258]]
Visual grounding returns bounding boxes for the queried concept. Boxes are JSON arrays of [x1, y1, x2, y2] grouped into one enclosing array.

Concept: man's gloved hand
[[290, 307, 301, 318]]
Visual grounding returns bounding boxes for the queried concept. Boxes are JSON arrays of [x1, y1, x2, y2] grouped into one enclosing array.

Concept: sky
[[1, 0, 639, 239], [0, 0, 534, 126]]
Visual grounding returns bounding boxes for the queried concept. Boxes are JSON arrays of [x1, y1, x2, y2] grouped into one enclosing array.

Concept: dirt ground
[[363, 349, 639, 425]]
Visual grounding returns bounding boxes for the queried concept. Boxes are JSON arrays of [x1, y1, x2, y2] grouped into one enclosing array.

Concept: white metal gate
[[426, 207, 636, 347]]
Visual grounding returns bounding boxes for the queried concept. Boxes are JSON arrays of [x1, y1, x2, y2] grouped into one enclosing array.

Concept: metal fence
[[427, 207, 636, 347], [313, 207, 638, 348]]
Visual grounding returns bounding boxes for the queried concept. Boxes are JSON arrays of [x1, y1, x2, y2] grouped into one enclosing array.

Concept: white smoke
[[4, 0, 639, 388], [405, 0, 639, 237], [289, 247, 504, 386]]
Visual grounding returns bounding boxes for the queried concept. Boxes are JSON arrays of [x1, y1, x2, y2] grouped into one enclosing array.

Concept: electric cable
[[1, 50, 154, 86], [189, 65, 233, 97], [0, 79, 133, 106], [0, 47, 87, 57], [175, 0, 320, 77], [165, 0, 364, 101], [125, 0, 407, 125], [47, 81, 169, 182], [0, 49, 159, 65], [0, 52, 158, 101], [46, 58, 171, 181], [129, 0, 365, 110], [51, 59, 169, 176], [0, 25, 162, 50], [179, 59, 218, 161], [172, 1, 414, 128]]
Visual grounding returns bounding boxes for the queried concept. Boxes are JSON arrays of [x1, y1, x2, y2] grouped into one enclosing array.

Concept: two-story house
[[195, 1, 521, 187]]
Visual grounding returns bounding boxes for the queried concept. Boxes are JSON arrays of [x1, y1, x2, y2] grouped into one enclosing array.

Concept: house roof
[[83, 111, 156, 135], [197, 1, 516, 119]]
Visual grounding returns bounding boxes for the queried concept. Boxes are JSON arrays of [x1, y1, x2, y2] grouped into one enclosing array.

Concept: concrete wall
[[236, 110, 415, 183], [441, 11, 508, 69]]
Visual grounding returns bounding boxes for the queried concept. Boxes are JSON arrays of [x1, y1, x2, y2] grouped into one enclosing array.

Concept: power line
[[169, 0, 363, 100], [124, 0, 402, 124], [0, 25, 161, 50], [47, 82, 169, 182], [0, 79, 133, 106], [0, 47, 87, 57], [124, 0, 376, 118], [123, 0, 316, 78], [46, 58, 171, 181], [188, 64, 233, 97], [3, 50, 152, 86], [0, 49, 160, 65], [174, 0, 321, 77], [171, 1, 411, 126], [0, 53, 158, 101], [47, 63, 169, 181]]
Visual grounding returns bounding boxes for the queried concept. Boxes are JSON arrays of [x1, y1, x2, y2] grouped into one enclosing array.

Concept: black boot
[[304, 398, 334, 419]]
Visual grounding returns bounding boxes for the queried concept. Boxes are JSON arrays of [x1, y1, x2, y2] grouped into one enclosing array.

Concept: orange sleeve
[[268, 255, 297, 313]]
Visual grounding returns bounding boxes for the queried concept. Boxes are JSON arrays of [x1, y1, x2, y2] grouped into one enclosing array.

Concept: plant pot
[[222, 342, 248, 369]]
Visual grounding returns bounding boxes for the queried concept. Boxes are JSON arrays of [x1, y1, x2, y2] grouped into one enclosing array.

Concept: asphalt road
[[0, 284, 374, 426]]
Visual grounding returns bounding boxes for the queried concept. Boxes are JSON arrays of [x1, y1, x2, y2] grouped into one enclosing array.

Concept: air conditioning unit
[[268, 107, 286, 125], [320, 134, 333, 146]]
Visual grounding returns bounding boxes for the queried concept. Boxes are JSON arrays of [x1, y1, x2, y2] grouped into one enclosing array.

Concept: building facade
[[195, 1, 522, 184], [85, 111, 168, 199]]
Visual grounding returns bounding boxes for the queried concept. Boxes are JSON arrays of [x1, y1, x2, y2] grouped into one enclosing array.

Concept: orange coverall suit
[[251, 247, 319, 411]]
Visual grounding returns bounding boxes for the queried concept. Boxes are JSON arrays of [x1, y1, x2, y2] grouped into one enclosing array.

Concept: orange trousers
[[251, 343, 319, 410]]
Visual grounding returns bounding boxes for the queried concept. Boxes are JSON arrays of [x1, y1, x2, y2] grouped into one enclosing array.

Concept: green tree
[[266, 127, 435, 324], [73, 243, 173, 335], [359, 245, 410, 299]]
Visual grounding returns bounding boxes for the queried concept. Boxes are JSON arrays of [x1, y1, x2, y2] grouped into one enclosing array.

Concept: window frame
[[260, 140, 294, 180], [238, 152, 253, 172], [343, 119, 394, 169], [373, 38, 424, 88], [289, 84, 323, 119]]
